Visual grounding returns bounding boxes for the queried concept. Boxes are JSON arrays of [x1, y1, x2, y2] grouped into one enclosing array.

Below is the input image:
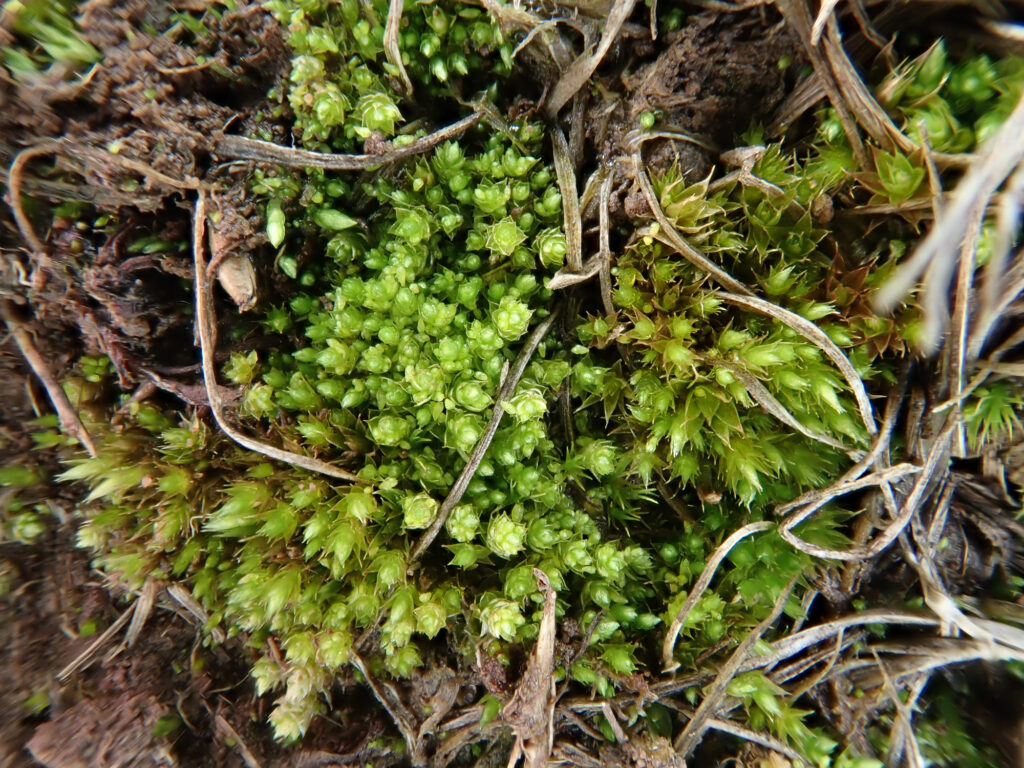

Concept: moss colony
[[5, 0, 1023, 764]]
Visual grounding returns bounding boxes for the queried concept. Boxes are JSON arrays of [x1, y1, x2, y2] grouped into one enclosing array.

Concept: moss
[[48, 10, 1024, 763]]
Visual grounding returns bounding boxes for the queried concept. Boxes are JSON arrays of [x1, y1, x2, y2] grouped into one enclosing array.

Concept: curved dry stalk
[[479, 0, 545, 30], [778, 463, 924, 561], [212, 111, 483, 170], [821, 17, 918, 156], [662, 521, 773, 671], [743, 610, 940, 675], [7, 142, 62, 252], [780, 371, 907, 521], [73, 144, 199, 191], [350, 650, 425, 765], [774, 0, 868, 168], [705, 716, 803, 762], [512, 17, 580, 61], [57, 603, 135, 682], [875, 90, 1024, 333], [2, 300, 98, 457], [783, 631, 846, 698], [673, 576, 797, 757], [123, 577, 158, 649], [214, 715, 263, 768], [410, 310, 559, 562], [708, 356, 855, 454], [384, 0, 414, 97], [8, 140, 197, 254], [771, 629, 858, 686], [166, 583, 225, 643], [191, 192, 362, 484], [836, 637, 1024, 684], [715, 291, 877, 435], [917, 123, 946, 218], [551, 126, 583, 273], [630, 150, 753, 296], [504, 569, 558, 768], [546, 255, 602, 290], [643, 129, 716, 153], [544, 0, 637, 117]]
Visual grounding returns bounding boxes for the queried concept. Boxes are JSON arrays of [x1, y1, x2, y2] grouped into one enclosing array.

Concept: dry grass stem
[[877, 661, 927, 768], [662, 521, 774, 671], [123, 578, 158, 649], [779, 463, 924, 560], [810, 0, 841, 45], [716, 291, 878, 434], [212, 112, 484, 170], [8, 140, 197, 254], [774, 0, 868, 167], [411, 310, 559, 562], [561, 710, 605, 742], [918, 124, 946, 218], [709, 356, 855, 453], [630, 149, 753, 295], [2, 300, 99, 457], [673, 576, 797, 756], [839, 637, 1024, 684], [545, 0, 637, 116], [479, 0, 545, 32], [73, 144, 199, 191], [749, 610, 940, 674], [875, 89, 1024, 344], [706, 716, 803, 761], [214, 715, 263, 768], [822, 17, 917, 155], [643, 129, 716, 154], [947, 202, 986, 456], [968, 254, 1024, 360], [57, 602, 135, 681], [598, 169, 616, 317], [546, 255, 603, 290], [551, 126, 583, 273], [503, 570, 558, 768], [512, 19, 570, 62], [350, 650, 425, 764], [785, 632, 846, 698], [191, 192, 362, 483], [7, 142, 61, 252], [384, 0, 414, 96], [770, 630, 852, 685], [166, 583, 225, 643], [973, 160, 1024, 356]]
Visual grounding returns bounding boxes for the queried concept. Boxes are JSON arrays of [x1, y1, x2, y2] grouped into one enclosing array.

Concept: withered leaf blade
[[503, 569, 557, 768]]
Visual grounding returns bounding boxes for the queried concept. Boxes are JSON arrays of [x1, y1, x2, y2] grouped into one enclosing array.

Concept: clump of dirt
[[624, 12, 797, 148], [616, 10, 800, 184], [582, 8, 802, 223], [1, 0, 288, 382], [27, 693, 171, 768]]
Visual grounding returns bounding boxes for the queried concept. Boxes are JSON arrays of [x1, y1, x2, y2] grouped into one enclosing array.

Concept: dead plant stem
[[410, 310, 559, 562], [1, 300, 98, 457], [191, 191, 362, 483]]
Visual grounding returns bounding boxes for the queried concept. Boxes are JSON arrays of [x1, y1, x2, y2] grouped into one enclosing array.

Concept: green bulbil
[[265, 0, 512, 149]]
